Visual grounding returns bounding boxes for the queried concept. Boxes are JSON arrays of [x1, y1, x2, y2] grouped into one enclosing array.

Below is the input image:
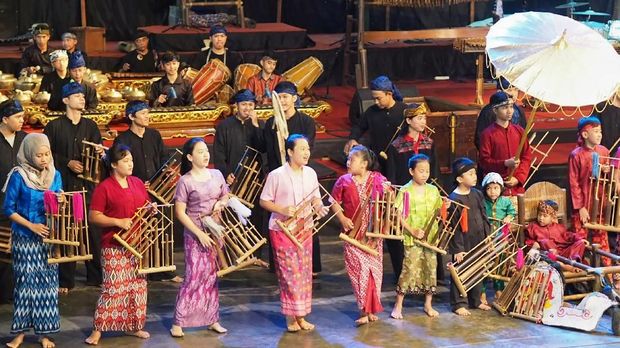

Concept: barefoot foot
[[209, 322, 228, 334], [368, 313, 379, 322], [170, 325, 184, 338], [6, 333, 24, 348], [424, 306, 439, 317], [297, 318, 315, 331], [39, 337, 55, 348], [390, 306, 403, 319], [125, 330, 150, 339], [84, 331, 101, 345], [287, 321, 301, 333], [478, 303, 491, 311], [355, 316, 369, 326], [455, 307, 471, 316]]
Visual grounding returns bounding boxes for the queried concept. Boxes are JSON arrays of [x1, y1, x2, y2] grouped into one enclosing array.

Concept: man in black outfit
[[68, 51, 98, 110], [149, 51, 194, 107], [40, 50, 71, 111], [118, 30, 159, 73], [20, 23, 53, 75], [0, 99, 27, 304]]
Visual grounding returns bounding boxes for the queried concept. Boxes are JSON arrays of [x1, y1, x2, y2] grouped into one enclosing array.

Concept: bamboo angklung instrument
[[276, 184, 341, 249], [0, 226, 11, 264], [408, 196, 467, 255], [228, 146, 264, 209], [113, 203, 176, 274], [147, 149, 183, 204], [43, 190, 93, 264], [582, 154, 620, 233], [271, 91, 289, 165], [365, 185, 404, 240], [447, 224, 524, 298], [524, 131, 559, 187], [78, 140, 108, 184]]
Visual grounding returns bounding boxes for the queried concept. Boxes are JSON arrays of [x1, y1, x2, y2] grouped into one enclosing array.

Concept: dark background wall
[[0, 0, 615, 40]]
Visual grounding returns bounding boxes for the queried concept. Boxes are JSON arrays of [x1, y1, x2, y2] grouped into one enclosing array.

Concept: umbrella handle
[[507, 100, 540, 181]]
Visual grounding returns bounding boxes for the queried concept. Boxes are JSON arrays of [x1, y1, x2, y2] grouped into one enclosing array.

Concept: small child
[[526, 200, 587, 261], [391, 154, 442, 319], [482, 172, 516, 231], [448, 157, 492, 316], [481, 172, 516, 303]]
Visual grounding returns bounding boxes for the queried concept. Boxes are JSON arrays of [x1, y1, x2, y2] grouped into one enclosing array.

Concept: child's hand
[[532, 241, 540, 249], [339, 217, 354, 231], [414, 228, 425, 239], [502, 216, 514, 224], [579, 207, 590, 224], [455, 252, 466, 263], [504, 158, 520, 169], [280, 206, 296, 218], [602, 164, 611, 174]]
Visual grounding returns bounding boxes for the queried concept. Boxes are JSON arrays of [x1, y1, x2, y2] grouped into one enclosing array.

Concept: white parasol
[[486, 11, 620, 107]]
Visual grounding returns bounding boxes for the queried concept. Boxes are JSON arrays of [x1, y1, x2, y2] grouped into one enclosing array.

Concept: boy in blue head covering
[[118, 30, 158, 73], [190, 24, 242, 79], [67, 51, 98, 110], [44, 80, 104, 292]]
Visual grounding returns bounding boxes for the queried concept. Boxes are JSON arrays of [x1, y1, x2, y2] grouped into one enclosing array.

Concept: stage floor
[[1, 228, 618, 347]]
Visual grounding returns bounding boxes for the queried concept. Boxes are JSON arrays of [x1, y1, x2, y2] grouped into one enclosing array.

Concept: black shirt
[[20, 44, 52, 75], [113, 127, 167, 181], [40, 71, 72, 111], [0, 131, 26, 223], [256, 111, 316, 172], [448, 189, 491, 255], [213, 115, 264, 178], [148, 75, 194, 107], [118, 50, 158, 73], [594, 102, 620, 151], [190, 48, 243, 82], [44, 115, 102, 191], [80, 81, 99, 111]]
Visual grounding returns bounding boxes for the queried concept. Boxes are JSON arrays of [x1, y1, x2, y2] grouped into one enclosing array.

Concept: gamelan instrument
[[0, 225, 11, 264], [216, 84, 234, 104], [555, 1, 588, 9], [271, 90, 289, 165], [192, 59, 232, 105], [113, 203, 176, 275], [276, 184, 341, 249], [203, 207, 267, 277], [147, 149, 183, 204], [228, 146, 263, 208], [234, 63, 261, 91], [43, 190, 93, 264], [78, 140, 108, 185], [364, 185, 404, 240], [447, 224, 523, 298], [408, 196, 467, 255], [583, 154, 620, 233], [282, 56, 324, 95], [338, 175, 385, 256]]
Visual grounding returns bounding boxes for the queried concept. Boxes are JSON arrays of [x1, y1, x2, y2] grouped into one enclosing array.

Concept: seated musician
[[40, 50, 72, 111], [478, 90, 532, 196], [67, 51, 98, 110], [526, 200, 587, 261], [85, 143, 152, 345], [117, 30, 158, 73], [148, 51, 194, 107], [246, 50, 282, 105], [61, 32, 84, 58], [474, 78, 526, 149], [20, 23, 53, 75], [190, 24, 242, 79]]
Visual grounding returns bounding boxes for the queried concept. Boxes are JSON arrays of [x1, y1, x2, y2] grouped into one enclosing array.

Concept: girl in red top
[[85, 143, 151, 345]]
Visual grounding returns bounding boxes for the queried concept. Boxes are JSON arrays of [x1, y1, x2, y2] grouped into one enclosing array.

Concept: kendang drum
[[282, 56, 324, 95], [216, 84, 234, 104], [192, 59, 232, 105], [234, 63, 261, 91], [43, 190, 93, 264]]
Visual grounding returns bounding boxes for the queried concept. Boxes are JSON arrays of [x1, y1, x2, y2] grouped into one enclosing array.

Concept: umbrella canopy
[[486, 11, 620, 107]]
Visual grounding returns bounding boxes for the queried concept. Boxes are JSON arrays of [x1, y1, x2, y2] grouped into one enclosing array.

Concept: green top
[[395, 181, 442, 246], [484, 196, 516, 231]]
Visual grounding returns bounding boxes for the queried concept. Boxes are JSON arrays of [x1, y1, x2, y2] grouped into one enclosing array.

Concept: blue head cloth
[[496, 76, 511, 90], [370, 75, 403, 102], [577, 116, 601, 133], [62, 81, 84, 98], [452, 157, 476, 178], [490, 91, 512, 107], [274, 81, 297, 96], [209, 24, 228, 37], [0, 99, 23, 119], [233, 89, 257, 104], [125, 100, 149, 118], [68, 51, 86, 69]]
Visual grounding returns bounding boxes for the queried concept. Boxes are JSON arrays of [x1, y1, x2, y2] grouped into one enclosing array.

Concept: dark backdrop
[[2, 0, 615, 40]]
